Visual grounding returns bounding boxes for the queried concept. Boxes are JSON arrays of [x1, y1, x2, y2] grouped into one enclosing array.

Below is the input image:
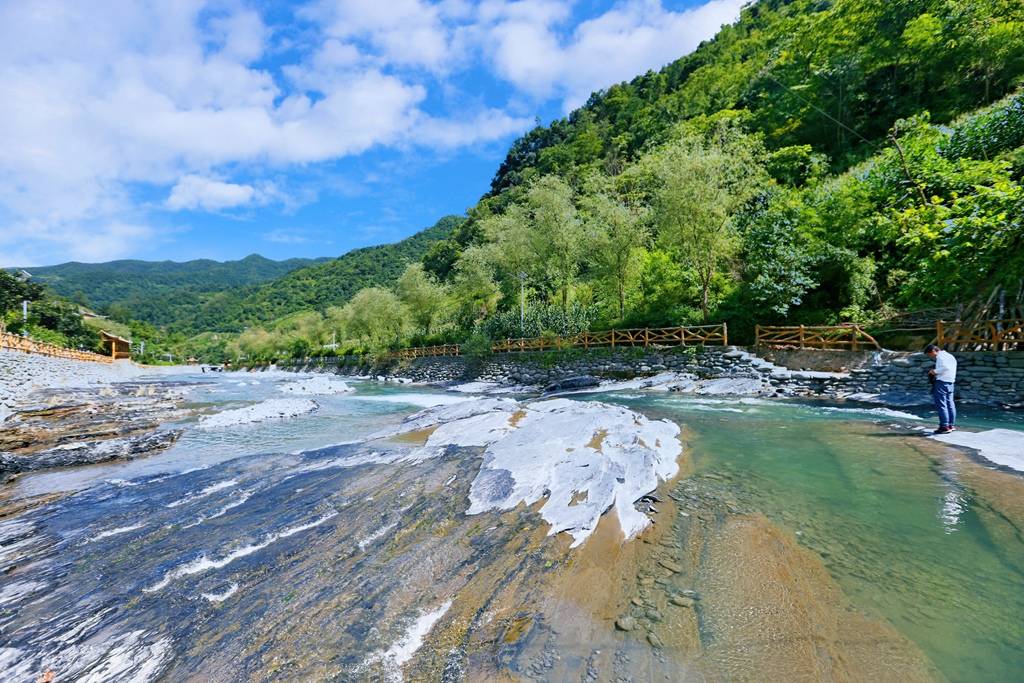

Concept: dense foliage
[[231, 96, 1024, 360], [1, 270, 95, 349], [20, 254, 325, 329], [13, 0, 1024, 364]]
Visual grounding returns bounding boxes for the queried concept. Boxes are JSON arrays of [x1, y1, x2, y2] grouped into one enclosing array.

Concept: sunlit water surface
[[3, 372, 1023, 681]]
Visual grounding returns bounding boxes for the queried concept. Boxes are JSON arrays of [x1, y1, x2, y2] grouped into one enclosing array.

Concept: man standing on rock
[[925, 344, 957, 434]]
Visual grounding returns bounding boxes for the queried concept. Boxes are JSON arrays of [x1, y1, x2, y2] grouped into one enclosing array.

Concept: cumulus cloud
[[480, 0, 746, 109], [0, 0, 741, 265], [166, 176, 258, 211]]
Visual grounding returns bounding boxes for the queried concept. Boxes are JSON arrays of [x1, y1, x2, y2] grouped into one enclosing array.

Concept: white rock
[[932, 428, 1024, 473], [199, 399, 319, 429]]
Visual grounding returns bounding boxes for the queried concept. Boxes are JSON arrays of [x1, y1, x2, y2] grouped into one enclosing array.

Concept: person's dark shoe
[[933, 426, 953, 435]]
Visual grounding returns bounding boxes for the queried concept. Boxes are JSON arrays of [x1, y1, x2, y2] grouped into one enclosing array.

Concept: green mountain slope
[[488, 0, 1023, 195], [19, 254, 326, 328], [169, 215, 464, 333]]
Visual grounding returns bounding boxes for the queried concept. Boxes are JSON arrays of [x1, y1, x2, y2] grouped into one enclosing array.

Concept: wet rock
[[646, 632, 663, 648], [0, 430, 182, 473], [630, 597, 645, 607], [542, 375, 601, 393], [669, 595, 695, 608], [645, 609, 663, 622], [615, 616, 636, 632], [657, 559, 683, 574]]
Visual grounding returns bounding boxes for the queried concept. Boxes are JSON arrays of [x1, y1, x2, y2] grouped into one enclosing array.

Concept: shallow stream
[[1, 372, 1021, 681]]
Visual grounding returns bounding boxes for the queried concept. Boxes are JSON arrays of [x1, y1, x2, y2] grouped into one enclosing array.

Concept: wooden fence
[[937, 319, 1024, 351], [755, 324, 881, 350], [391, 344, 461, 360], [0, 332, 112, 363], [391, 324, 728, 360]]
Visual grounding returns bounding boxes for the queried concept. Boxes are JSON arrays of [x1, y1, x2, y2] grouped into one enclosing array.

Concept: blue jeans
[[932, 380, 956, 427]]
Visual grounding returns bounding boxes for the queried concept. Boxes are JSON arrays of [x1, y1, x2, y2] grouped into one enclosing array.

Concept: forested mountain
[[226, 0, 1024, 361], [18, 254, 326, 328], [14, 216, 461, 335], [186, 215, 464, 332], [487, 0, 1022, 195]]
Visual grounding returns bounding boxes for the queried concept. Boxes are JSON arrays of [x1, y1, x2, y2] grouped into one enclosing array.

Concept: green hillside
[[173, 215, 464, 333], [231, 216, 463, 320], [487, 0, 1023, 196], [226, 0, 1024, 361], [20, 254, 326, 329]]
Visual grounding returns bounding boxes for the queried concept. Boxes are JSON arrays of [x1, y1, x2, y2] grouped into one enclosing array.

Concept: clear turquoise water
[[600, 393, 1024, 683], [10, 375, 1024, 682]]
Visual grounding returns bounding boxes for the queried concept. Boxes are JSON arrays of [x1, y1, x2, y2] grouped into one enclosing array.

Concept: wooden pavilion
[[100, 331, 132, 360]]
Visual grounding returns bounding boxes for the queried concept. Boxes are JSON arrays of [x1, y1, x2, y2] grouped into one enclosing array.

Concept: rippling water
[[1, 371, 1022, 681]]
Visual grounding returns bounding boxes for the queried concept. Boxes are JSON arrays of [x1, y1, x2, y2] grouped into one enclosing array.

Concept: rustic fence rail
[[755, 324, 881, 350], [0, 332, 112, 363], [937, 319, 1024, 351], [392, 324, 728, 360], [392, 344, 462, 360]]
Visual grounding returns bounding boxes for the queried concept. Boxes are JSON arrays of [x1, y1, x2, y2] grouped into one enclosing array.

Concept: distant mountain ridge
[[22, 254, 327, 308], [13, 216, 463, 333]]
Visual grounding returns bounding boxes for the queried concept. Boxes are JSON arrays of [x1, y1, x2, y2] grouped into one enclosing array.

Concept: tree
[[395, 263, 448, 335], [651, 130, 767, 320], [579, 180, 650, 319], [523, 176, 584, 313], [451, 247, 502, 325], [738, 190, 818, 317], [339, 288, 410, 351]]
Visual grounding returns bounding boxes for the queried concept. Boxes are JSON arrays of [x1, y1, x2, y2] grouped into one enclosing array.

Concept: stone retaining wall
[[280, 347, 1024, 406], [839, 351, 1024, 405]]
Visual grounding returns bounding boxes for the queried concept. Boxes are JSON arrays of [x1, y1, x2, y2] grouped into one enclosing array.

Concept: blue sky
[[0, 0, 745, 266]]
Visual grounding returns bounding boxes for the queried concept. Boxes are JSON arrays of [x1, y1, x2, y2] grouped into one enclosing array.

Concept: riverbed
[[0, 371, 1021, 681]]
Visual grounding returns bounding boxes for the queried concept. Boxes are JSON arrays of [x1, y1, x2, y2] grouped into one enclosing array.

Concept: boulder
[[542, 375, 601, 393]]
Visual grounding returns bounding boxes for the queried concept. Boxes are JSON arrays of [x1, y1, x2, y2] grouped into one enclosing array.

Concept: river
[[0, 371, 1021, 681]]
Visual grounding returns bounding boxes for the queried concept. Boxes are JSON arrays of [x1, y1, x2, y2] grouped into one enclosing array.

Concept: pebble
[[669, 595, 694, 608], [647, 632, 663, 648], [630, 597, 644, 607], [615, 617, 636, 632], [645, 609, 663, 622]]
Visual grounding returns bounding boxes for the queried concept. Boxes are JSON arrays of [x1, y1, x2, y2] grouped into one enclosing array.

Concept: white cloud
[[0, 0, 740, 265], [166, 176, 258, 211], [480, 0, 746, 110], [263, 229, 312, 244]]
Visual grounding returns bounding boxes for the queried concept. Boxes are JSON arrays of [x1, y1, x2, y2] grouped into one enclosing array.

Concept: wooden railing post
[[722, 322, 728, 346], [936, 320, 945, 348], [610, 329, 615, 349], [799, 324, 805, 349]]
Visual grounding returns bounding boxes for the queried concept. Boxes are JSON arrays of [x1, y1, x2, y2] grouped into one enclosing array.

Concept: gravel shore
[[0, 350, 189, 421]]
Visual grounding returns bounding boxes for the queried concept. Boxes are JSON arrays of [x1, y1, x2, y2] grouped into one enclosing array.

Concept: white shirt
[[934, 350, 957, 383]]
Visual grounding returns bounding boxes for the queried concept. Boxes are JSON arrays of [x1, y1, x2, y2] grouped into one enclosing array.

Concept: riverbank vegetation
[[209, 0, 1024, 362], [14, 0, 1024, 364]]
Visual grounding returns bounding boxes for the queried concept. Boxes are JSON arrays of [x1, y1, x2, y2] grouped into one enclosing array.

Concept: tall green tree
[[523, 176, 584, 313], [651, 129, 768, 320], [395, 263, 448, 335], [580, 180, 650, 319], [339, 288, 410, 351]]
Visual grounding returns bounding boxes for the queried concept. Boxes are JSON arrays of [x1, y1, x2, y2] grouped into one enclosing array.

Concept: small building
[[100, 331, 132, 360], [186, 357, 199, 365]]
